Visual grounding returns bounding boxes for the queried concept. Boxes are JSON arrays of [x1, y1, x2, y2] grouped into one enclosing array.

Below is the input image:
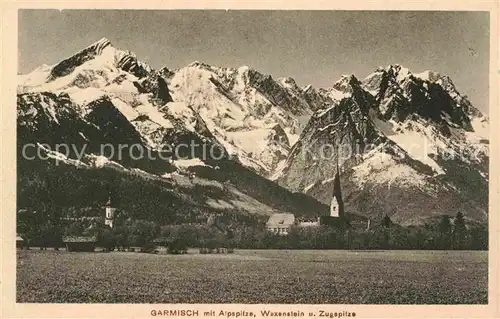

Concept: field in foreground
[[17, 249, 487, 304]]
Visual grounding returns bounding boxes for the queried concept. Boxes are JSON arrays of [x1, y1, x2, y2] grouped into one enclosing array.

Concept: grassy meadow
[[16, 249, 487, 304]]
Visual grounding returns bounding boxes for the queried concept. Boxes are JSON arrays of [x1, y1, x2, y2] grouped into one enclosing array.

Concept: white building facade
[[265, 213, 296, 235], [104, 195, 116, 228]]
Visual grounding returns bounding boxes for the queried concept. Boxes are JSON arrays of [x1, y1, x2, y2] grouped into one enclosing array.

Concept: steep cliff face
[[17, 39, 489, 226], [161, 62, 330, 176], [17, 38, 330, 221], [277, 65, 489, 225], [277, 75, 382, 192], [20, 38, 337, 178], [46, 37, 151, 82]]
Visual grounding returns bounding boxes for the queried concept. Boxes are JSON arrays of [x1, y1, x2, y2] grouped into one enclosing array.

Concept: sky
[[18, 10, 490, 113]]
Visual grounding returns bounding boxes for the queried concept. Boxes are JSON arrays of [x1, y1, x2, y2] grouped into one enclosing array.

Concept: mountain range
[[17, 37, 489, 226]]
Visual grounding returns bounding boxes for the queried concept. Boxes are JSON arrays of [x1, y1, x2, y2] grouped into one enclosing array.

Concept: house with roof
[[62, 236, 97, 252], [265, 213, 296, 235], [266, 161, 347, 235], [296, 216, 321, 227], [16, 235, 24, 249]]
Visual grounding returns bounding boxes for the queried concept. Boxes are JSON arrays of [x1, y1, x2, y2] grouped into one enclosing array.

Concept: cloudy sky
[[18, 10, 490, 113]]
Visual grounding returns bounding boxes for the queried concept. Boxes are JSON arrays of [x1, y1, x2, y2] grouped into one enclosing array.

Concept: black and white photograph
[[9, 7, 495, 309]]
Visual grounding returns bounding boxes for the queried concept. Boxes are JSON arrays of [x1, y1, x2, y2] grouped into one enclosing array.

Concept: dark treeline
[[17, 156, 487, 252], [17, 209, 487, 251]]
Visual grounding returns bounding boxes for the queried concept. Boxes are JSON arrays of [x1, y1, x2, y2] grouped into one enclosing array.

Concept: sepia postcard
[[1, 1, 499, 318]]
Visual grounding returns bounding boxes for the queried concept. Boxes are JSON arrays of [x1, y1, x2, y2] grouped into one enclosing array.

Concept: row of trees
[[220, 212, 487, 250], [18, 208, 487, 251]]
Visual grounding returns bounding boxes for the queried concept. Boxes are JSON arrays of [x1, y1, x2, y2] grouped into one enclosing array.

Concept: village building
[[265, 213, 295, 235], [16, 234, 24, 249], [266, 160, 345, 234], [103, 194, 116, 228], [152, 237, 188, 254], [62, 236, 97, 252], [199, 246, 233, 254], [62, 216, 101, 223], [296, 216, 321, 227], [62, 195, 115, 227], [329, 161, 344, 218], [320, 161, 347, 227]]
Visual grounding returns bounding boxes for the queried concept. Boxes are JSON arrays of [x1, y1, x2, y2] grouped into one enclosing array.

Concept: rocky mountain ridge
[[18, 38, 489, 225], [276, 64, 488, 225]]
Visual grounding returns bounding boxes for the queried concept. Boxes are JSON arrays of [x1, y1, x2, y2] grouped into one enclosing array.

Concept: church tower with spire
[[330, 159, 345, 218], [103, 193, 116, 228]]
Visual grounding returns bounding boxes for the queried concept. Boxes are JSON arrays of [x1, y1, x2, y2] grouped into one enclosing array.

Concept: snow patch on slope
[[164, 63, 317, 176], [352, 147, 428, 189], [173, 158, 210, 168], [163, 101, 197, 131], [464, 116, 489, 158], [383, 120, 445, 175], [136, 101, 173, 129]]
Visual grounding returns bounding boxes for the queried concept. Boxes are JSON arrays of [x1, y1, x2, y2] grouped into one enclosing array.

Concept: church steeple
[[103, 192, 116, 228], [105, 193, 112, 207], [330, 154, 345, 218]]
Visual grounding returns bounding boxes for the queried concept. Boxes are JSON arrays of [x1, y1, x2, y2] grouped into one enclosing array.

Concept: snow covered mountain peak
[[17, 38, 489, 225], [359, 64, 483, 131], [277, 64, 488, 225], [365, 64, 457, 94], [20, 37, 153, 90], [332, 74, 360, 92], [237, 65, 251, 73], [278, 76, 298, 87], [162, 60, 326, 176], [46, 37, 115, 81], [187, 60, 214, 69], [364, 64, 412, 89], [413, 69, 441, 82], [90, 37, 112, 50]]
